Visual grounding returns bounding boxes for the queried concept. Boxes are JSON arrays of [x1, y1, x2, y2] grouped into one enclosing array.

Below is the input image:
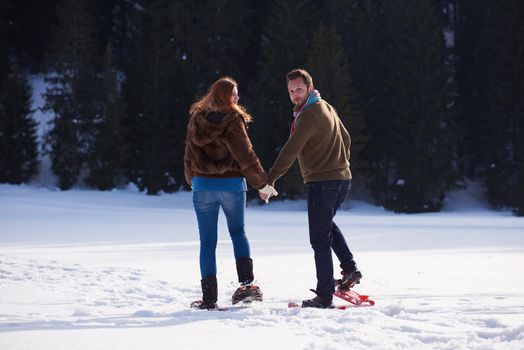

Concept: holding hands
[[258, 184, 278, 203]]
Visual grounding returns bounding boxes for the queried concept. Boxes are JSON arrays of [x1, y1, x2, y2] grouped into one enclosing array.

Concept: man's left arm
[[339, 119, 351, 153], [267, 113, 316, 186]]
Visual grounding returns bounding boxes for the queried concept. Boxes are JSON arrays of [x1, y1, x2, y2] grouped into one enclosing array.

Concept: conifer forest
[[1, 0, 523, 215]]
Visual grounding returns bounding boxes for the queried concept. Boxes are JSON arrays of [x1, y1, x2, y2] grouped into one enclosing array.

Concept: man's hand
[[258, 184, 278, 203]]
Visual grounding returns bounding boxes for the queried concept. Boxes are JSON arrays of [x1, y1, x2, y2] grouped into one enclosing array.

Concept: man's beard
[[293, 96, 307, 108]]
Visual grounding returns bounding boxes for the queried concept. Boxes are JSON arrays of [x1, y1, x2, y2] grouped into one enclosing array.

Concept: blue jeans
[[193, 190, 250, 279], [307, 180, 354, 300]]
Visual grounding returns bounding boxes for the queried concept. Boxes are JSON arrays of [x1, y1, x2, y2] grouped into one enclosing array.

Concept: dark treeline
[[0, 0, 523, 215]]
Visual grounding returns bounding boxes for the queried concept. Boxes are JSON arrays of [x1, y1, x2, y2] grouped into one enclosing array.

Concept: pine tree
[[321, 0, 357, 45], [516, 161, 524, 216], [170, 0, 252, 86], [382, 0, 459, 212], [251, 0, 317, 199], [0, 65, 39, 184], [84, 44, 126, 190], [120, 1, 147, 190], [173, 0, 253, 188], [457, 1, 524, 212], [43, 0, 101, 190], [0, 0, 11, 82], [329, 0, 396, 202], [123, 0, 186, 195], [478, 1, 524, 211], [455, 0, 490, 176], [122, 0, 254, 194], [306, 22, 365, 186], [90, 0, 135, 69]]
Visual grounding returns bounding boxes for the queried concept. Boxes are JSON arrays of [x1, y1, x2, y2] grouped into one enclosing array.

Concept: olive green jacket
[[267, 99, 351, 186]]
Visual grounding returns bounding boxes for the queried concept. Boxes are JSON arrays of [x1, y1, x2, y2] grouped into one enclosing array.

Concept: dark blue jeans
[[307, 179, 354, 301], [193, 190, 250, 279]]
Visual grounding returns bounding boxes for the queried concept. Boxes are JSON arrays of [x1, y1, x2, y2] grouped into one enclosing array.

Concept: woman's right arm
[[224, 117, 267, 189], [183, 130, 194, 187]]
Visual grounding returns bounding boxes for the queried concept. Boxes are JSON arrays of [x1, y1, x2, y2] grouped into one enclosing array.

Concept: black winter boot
[[232, 257, 263, 304], [191, 275, 218, 310], [236, 257, 254, 285], [301, 289, 334, 309], [336, 269, 362, 291]]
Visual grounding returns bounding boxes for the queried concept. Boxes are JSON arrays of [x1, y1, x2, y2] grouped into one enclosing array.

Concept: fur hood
[[188, 111, 241, 147], [184, 110, 266, 189]]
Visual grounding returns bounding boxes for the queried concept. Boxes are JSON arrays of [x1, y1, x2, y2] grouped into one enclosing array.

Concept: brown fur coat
[[184, 110, 267, 189]]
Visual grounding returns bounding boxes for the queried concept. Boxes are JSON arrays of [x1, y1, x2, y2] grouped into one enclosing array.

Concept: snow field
[[0, 185, 523, 349]]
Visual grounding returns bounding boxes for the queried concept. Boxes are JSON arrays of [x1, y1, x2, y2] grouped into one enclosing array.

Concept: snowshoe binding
[[231, 284, 263, 305], [335, 270, 362, 291], [301, 289, 334, 309], [190, 299, 218, 310]]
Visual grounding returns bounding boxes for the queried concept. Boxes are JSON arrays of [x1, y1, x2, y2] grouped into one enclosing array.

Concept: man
[[259, 69, 362, 308]]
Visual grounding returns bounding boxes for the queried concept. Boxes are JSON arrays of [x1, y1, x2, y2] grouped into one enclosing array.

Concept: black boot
[[236, 257, 254, 285], [232, 257, 263, 304], [191, 275, 218, 310], [301, 289, 334, 309], [336, 264, 362, 292]]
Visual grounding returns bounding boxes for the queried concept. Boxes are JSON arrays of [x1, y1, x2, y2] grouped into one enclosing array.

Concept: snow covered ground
[[1, 184, 523, 349]]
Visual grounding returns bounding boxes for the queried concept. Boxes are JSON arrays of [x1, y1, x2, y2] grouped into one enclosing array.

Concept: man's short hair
[[286, 69, 313, 89]]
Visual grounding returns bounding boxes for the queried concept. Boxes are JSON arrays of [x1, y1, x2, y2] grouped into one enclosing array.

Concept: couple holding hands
[[184, 69, 362, 309]]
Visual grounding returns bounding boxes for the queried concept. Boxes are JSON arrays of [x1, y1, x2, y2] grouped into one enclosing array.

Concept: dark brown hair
[[286, 69, 313, 89], [190, 76, 252, 122]]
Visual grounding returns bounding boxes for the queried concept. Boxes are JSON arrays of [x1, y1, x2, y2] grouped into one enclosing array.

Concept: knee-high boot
[[232, 257, 263, 304], [236, 257, 254, 285], [199, 275, 218, 309]]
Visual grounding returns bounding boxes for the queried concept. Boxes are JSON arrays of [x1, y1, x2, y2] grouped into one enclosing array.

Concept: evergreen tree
[[123, 0, 253, 194], [516, 161, 524, 216], [0, 65, 39, 184], [306, 22, 365, 184], [455, 0, 490, 176], [43, 0, 101, 190], [252, 0, 317, 199], [128, 1, 174, 194], [123, 0, 187, 194], [383, 0, 459, 212], [322, 0, 356, 45], [120, 2, 147, 191], [457, 0, 524, 213], [174, 0, 253, 187], [170, 0, 252, 87], [0, 0, 13, 82], [91, 0, 133, 67], [478, 1, 524, 211], [433, 0, 458, 29], [337, 0, 398, 202], [45, 106, 81, 189], [84, 44, 127, 190]]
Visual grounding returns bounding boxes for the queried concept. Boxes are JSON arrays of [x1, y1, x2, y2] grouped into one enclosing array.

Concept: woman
[[184, 77, 271, 309]]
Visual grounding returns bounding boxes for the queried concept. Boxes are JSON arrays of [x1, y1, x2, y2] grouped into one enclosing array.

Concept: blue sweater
[[192, 176, 247, 192]]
